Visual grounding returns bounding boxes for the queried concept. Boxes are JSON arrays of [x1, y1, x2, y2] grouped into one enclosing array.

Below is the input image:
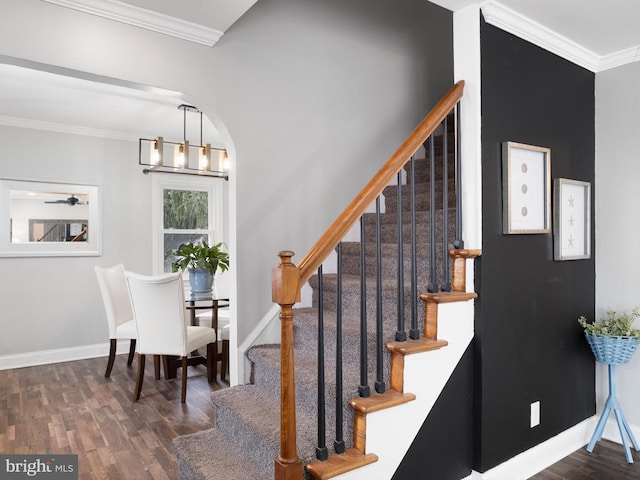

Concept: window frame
[[151, 174, 224, 276]]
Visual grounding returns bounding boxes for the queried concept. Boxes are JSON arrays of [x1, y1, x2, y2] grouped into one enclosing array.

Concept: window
[[152, 175, 224, 275]]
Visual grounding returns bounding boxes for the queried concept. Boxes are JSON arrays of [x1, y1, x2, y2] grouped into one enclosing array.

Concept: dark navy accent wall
[[393, 345, 473, 480], [475, 17, 596, 472]]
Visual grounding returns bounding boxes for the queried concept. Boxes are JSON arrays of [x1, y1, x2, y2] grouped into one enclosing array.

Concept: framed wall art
[[553, 178, 591, 260], [502, 141, 551, 234]]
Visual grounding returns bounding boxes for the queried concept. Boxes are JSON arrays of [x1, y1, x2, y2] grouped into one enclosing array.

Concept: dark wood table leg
[[164, 355, 178, 379], [211, 300, 219, 379]]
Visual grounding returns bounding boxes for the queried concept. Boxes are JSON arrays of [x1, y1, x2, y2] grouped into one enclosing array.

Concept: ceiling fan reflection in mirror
[[44, 194, 87, 206]]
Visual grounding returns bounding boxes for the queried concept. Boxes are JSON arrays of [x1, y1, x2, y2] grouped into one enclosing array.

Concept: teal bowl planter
[[188, 268, 214, 299], [584, 331, 640, 365], [170, 240, 229, 300], [584, 331, 640, 463], [580, 309, 640, 462]]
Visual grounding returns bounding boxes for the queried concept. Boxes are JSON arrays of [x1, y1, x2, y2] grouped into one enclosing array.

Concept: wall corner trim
[[41, 0, 224, 47], [481, 2, 640, 73]]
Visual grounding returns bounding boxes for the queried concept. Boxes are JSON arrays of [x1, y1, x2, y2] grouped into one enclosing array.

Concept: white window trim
[[151, 174, 224, 276]]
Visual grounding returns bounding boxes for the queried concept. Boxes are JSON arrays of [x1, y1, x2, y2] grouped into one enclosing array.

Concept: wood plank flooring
[[530, 438, 640, 480], [0, 354, 226, 479], [3, 355, 640, 480]]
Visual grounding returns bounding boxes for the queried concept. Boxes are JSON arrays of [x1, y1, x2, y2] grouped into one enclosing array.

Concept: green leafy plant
[[170, 240, 229, 276], [578, 307, 640, 338]]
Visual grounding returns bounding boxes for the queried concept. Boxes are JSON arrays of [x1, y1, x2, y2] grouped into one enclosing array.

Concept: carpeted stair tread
[[307, 273, 433, 323], [210, 383, 329, 466], [291, 300, 419, 353], [173, 428, 272, 480], [247, 345, 360, 458], [364, 208, 456, 225], [247, 343, 369, 410]]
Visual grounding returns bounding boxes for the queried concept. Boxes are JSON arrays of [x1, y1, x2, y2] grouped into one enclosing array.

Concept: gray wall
[[595, 61, 640, 429], [0, 0, 453, 360], [0, 127, 149, 356], [217, 0, 454, 343]]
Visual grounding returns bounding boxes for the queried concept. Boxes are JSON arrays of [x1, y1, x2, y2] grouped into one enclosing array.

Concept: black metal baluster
[[359, 215, 370, 397], [427, 133, 438, 293], [441, 116, 451, 292], [375, 197, 385, 394], [409, 156, 419, 340], [334, 243, 345, 454], [316, 265, 328, 460], [454, 103, 464, 249], [396, 171, 407, 342]]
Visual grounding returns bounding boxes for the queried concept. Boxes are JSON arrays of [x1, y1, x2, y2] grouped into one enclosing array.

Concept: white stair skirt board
[[0, 341, 126, 370], [333, 299, 475, 480]]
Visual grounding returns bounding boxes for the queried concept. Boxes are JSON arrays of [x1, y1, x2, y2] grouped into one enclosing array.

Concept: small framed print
[[554, 178, 591, 260], [502, 142, 551, 234]]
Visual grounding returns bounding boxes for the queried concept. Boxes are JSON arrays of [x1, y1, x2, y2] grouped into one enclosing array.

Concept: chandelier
[[138, 104, 228, 179]]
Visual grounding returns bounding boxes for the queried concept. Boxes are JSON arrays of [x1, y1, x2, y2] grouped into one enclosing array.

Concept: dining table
[[163, 294, 230, 380]]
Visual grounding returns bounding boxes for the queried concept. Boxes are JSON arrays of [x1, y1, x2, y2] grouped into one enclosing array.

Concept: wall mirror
[[0, 178, 101, 257]]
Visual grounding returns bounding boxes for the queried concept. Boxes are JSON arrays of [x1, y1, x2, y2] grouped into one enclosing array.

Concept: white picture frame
[[554, 178, 591, 260], [0, 178, 101, 257], [502, 141, 551, 234]]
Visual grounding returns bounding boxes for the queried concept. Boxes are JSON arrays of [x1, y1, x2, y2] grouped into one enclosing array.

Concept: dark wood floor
[[0, 354, 227, 479], [530, 438, 640, 479], [2, 356, 639, 480]]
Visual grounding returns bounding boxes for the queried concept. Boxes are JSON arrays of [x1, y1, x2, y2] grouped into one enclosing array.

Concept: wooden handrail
[[273, 81, 465, 480], [71, 228, 88, 242], [37, 223, 59, 242], [297, 80, 465, 285]]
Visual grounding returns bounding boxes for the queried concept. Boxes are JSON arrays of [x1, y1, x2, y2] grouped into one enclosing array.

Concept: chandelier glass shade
[[139, 104, 227, 179]]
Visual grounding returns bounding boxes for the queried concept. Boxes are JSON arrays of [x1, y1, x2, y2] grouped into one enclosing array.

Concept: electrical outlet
[[530, 401, 540, 428]]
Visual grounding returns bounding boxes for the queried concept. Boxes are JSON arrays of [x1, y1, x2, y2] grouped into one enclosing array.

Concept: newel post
[[272, 251, 303, 480]]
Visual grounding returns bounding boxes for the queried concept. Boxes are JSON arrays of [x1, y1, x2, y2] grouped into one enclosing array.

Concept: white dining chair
[[95, 264, 137, 377], [125, 270, 217, 403]]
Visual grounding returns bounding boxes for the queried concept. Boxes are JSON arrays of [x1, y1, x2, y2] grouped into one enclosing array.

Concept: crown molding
[[597, 44, 640, 72], [0, 115, 138, 141], [481, 2, 598, 71], [481, 2, 640, 73], [41, 0, 223, 47]]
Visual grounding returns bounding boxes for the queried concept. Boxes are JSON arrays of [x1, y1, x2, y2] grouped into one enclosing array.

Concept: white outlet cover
[[530, 401, 540, 428]]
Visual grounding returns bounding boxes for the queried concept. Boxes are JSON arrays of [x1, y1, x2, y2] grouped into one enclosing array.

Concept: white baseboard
[[0, 340, 130, 370], [472, 417, 597, 480], [602, 416, 640, 449]]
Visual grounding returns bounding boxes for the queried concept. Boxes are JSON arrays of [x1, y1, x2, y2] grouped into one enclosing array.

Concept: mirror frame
[[0, 178, 101, 257]]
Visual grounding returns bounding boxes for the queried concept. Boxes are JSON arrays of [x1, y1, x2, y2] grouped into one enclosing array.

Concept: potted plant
[[171, 240, 229, 298], [578, 307, 640, 365]]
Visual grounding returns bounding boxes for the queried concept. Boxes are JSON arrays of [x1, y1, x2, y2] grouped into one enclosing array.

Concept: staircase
[[172, 81, 479, 480]]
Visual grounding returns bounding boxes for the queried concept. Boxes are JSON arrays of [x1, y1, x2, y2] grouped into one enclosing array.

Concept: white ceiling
[[0, 62, 222, 144], [2, 0, 639, 143], [0, 0, 260, 145]]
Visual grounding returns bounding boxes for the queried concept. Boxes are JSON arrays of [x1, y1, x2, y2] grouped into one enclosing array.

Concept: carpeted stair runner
[[173, 131, 457, 480], [174, 427, 272, 480]]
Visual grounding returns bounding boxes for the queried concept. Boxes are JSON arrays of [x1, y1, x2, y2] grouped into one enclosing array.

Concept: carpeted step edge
[[172, 428, 272, 480]]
